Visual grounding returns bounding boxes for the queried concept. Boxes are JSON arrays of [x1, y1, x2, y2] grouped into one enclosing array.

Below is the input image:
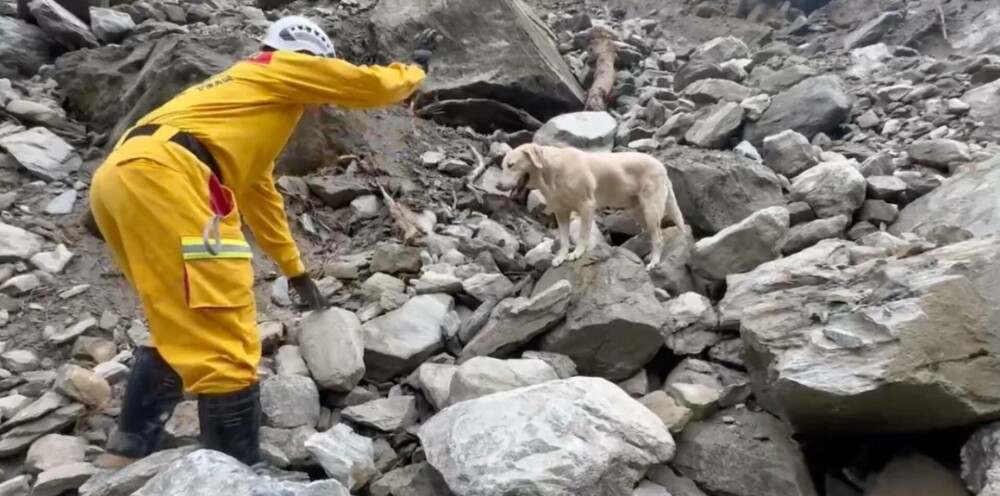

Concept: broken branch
[[584, 26, 618, 112]]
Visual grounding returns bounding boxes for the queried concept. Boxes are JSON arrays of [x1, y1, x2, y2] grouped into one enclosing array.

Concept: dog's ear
[[524, 144, 546, 169]]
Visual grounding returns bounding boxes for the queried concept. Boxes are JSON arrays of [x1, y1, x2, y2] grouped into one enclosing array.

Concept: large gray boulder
[[891, 155, 1000, 238], [691, 206, 790, 280], [363, 294, 456, 381], [738, 238, 1000, 434], [907, 139, 971, 170], [743, 76, 852, 146], [0, 127, 82, 181], [534, 246, 667, 380], [673, 409, 817, 496], [447, 357, 558, 405], [533, 111, 618, 152], [260, 375, 320, 429], [843, 11, 903, 50], [370, 0, 584, 123], [132, 450, 349, 496], [298, 308, 365, 391], [761, 130, 821, 178], [657, 147, 786, 235], [789, 161, 866, 218], [460, 279, 572, 360], [78, 447, 199, 496], [964, 78, 1000, 142], [28, 0, 98, 50], [684, 102, 744, 149], [0, 16, 54, 78], [418, 377, 675, 496]]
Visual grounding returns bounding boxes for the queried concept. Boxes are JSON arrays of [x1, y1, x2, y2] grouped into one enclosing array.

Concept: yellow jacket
[[110, 50, 425, 277]]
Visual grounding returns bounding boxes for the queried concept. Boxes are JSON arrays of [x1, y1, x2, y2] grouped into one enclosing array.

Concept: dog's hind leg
[[664, 189, 686, 232], [640, 200, 665, 270], [551, 210, 572, 267], [566, 200, 595, 263]]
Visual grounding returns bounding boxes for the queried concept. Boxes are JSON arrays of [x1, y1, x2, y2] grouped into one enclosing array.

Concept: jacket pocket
[[182, 236, 254, 309]]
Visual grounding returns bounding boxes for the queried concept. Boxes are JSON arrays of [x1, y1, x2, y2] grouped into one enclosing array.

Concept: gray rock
[[521, 351, 577, 379], [962, 421, 1000, 495], [412, 270, 464, 295], [891, 155, 1000, 238], [533, 111, 618, 152], [460, 280, 572, 360], [638, 391, 693, 433], [0, 221, 44, 263], [758, 65, 817, 94], [740, 94, 771, 121], [370, 243, 423, 274], [49, 316, 97, 345], [369, 462, 453, 496], [690, 36, 750, 64], [164, 401, 198, 442], [743, 76, 852, 146], [363, 294, 455, 382], [0, 475, 30, 496], [2, 391, 66, 429], [461, 273, 514, 302], [739, 238, 1000, 434], [534, 246, 666, 380], [31, 462, 97, 496], [734, 140, 762, 162], [866, 175, 908, 202], [448, 357, 558, 405], [351, 195, 382, 219], [618, 370, 651, 397], [787, 202, 816, 225], [658, 147, 785, 235], [412, 363, 457, 411], [858, 199, 898, 225], [662, 292, 721, 355], [844, 11, 903, 50], [647, 464, 709, 496], [665, 358, 750, 416], [276, 345, 309, 377], [342, 396, 418, 433], [93, 362, 129, 384], [790, 162, 866, 218], [28, 0, 99, 50], [0, 394, 32, 421], [132, 449, 349, 496], [55, 364, 110, 408], [673, 410, 816, 496], [90, 8, 135, 44], [0, 404, 84, 457], [25, 433, 86, 473], [419, 377, 675, 496], [30, 244, 73, 274], [868, 452, 966, 496], [0, 127, 82, 181], [0, 274, 40, 296], [260, 375, 320, 429], [360, 273, 406, 302], [761, 130, 821, 178], [0, 17, 54, 79], [907, 139, 971, 170], [684, 102, 744, 149], [298, 308, 364, 391], [474, 219, 521, 261], [304, 423, 376, 491], [260, 426, 316, 467], [633, 481, 671, 496], [305, 175, 371, 208], [681, 79, 754, 104], [691, 206, 790, 280], [961, 78, 1000, 142], [370, 0, 584, 123], [856, 109, 880, 129], [675, 60, 727, 92], [779, 215, 850, 255], [80, 446, 199, 496]]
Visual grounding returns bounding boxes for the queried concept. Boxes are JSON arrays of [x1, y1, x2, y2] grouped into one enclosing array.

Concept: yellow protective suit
[[90, 50, 425, 394]]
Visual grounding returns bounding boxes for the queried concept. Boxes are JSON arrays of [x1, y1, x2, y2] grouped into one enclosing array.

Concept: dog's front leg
[[566, 202, 595, 262], [551, 210, 572, 267]]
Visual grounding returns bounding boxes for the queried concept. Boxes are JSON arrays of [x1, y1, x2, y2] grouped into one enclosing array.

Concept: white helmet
[[262, 16, 336, 58]]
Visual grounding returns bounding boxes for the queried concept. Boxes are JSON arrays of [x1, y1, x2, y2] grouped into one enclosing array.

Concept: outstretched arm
[[247, 50, 426, 108], [239, 164, 305, 278]]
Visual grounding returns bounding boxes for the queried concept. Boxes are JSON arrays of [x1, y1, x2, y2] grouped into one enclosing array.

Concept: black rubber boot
[[97, 346, 183, 468], [197, 383, 262, 466]]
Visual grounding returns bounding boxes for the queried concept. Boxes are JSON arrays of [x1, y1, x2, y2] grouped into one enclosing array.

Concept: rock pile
[[0, 0, 999, 494]]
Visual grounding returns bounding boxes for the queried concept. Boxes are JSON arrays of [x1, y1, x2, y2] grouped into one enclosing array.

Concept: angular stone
[[412, 362, 457, 411], [691, 206, 790, 280], [647, 464, 709, 496], [674, 60, 727, 92], [0, 274, 40, 296], [633, 480, 671, 496], [844, 11, 903, 50], [673, 410, 816, 496], [521, 351, 577, 379], [49, 316, 97, 345], [32, 462, 97, 496], [663, 292, 721, 355], [1, 349, 40, 373], [0, 394, 31, 421], [892, 155, 1000, 238], [858, 199, 898, 225], [276, 345, 309, 377], [639, 391, 693, 433], [681, 79, 754, 104], [298, 308, 365, 391], [25, 434, 87, 474], [740, 94, 771, 121], [55, 364, 110, 408], [131, 449, 349, 496], [743, 76, 852, 146], [419, 377, 675, 496], [260, 375, 320, 429], [533, 111, 618, 152], [342, 396, 418, 433], [868, 452, 966, 496], [0, 17, 54, 79], [790, 162, 866, 218], [758, 65, 818, 94], [43, 190, 76, 215], [684, 101, 743, 149], [461, 272, 514, 302], [2, 391, 66, 429], [164, 401, 198, 442], [460, 280, 572, 359], [0, 127, 82, 181], [533, 246, 665, 380], [691, 36, 750, 64], [866, 175, 908, 202], [260, 426, 316, 467], [0, 403, 85, 457], [907, 139, 971, 170], [304, 423, 376, 491], [370, 243, 423, 274], [761, 130, 821, 178], [70, 336, 116, 364], [0, 475, 30, 496], [29, 244, 73, 274], [28, 0, 98, 50], [368, 462, 452, 496], [363, 294, 455, 382], [79, 446, 198, 496], [305, 175, 371, 208], [448, 357, 558, 405], [90, 7, 135, 44], [779, 215, 850, 255], [0, 221, 44, 263], [93, 361, 129, 384], [474, 219, 521, 260]]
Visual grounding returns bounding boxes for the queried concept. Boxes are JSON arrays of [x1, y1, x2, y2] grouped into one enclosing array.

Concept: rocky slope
[[1, 0, 1000, 494]]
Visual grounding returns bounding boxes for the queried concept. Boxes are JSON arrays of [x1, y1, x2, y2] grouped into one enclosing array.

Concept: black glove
[[288, 273, 329, 311], [412, 49, 432, 72]]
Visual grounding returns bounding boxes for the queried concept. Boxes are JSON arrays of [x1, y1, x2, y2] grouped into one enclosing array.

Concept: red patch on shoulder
[[246, 52, 274, 65]]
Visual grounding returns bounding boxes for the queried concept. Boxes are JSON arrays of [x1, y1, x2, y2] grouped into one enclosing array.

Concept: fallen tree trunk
[[584, 26, 618, 112]]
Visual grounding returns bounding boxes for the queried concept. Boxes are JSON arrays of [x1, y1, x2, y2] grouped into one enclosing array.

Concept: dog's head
[[495, 143, 544, 197]]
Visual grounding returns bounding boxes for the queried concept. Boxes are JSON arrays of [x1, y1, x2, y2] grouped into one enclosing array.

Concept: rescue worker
[[86, 15, 428, 468]]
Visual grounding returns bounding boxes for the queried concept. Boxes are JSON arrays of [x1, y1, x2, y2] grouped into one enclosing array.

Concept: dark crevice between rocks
[[800, 425, 976, 495]]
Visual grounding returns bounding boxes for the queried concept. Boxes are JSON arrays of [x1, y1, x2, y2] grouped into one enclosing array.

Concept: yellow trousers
[[90, 145, 260, 395]]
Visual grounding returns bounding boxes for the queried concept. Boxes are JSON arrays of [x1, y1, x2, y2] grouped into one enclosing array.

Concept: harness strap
[[125, 124, 224, 184]]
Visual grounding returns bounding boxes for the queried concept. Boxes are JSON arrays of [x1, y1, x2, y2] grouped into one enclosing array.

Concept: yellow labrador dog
[[496, 143, 685, 269]]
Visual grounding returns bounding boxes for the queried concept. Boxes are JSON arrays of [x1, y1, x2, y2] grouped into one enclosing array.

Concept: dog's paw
[[552, 255, 566, 267], [645, 261, 658, 271]]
